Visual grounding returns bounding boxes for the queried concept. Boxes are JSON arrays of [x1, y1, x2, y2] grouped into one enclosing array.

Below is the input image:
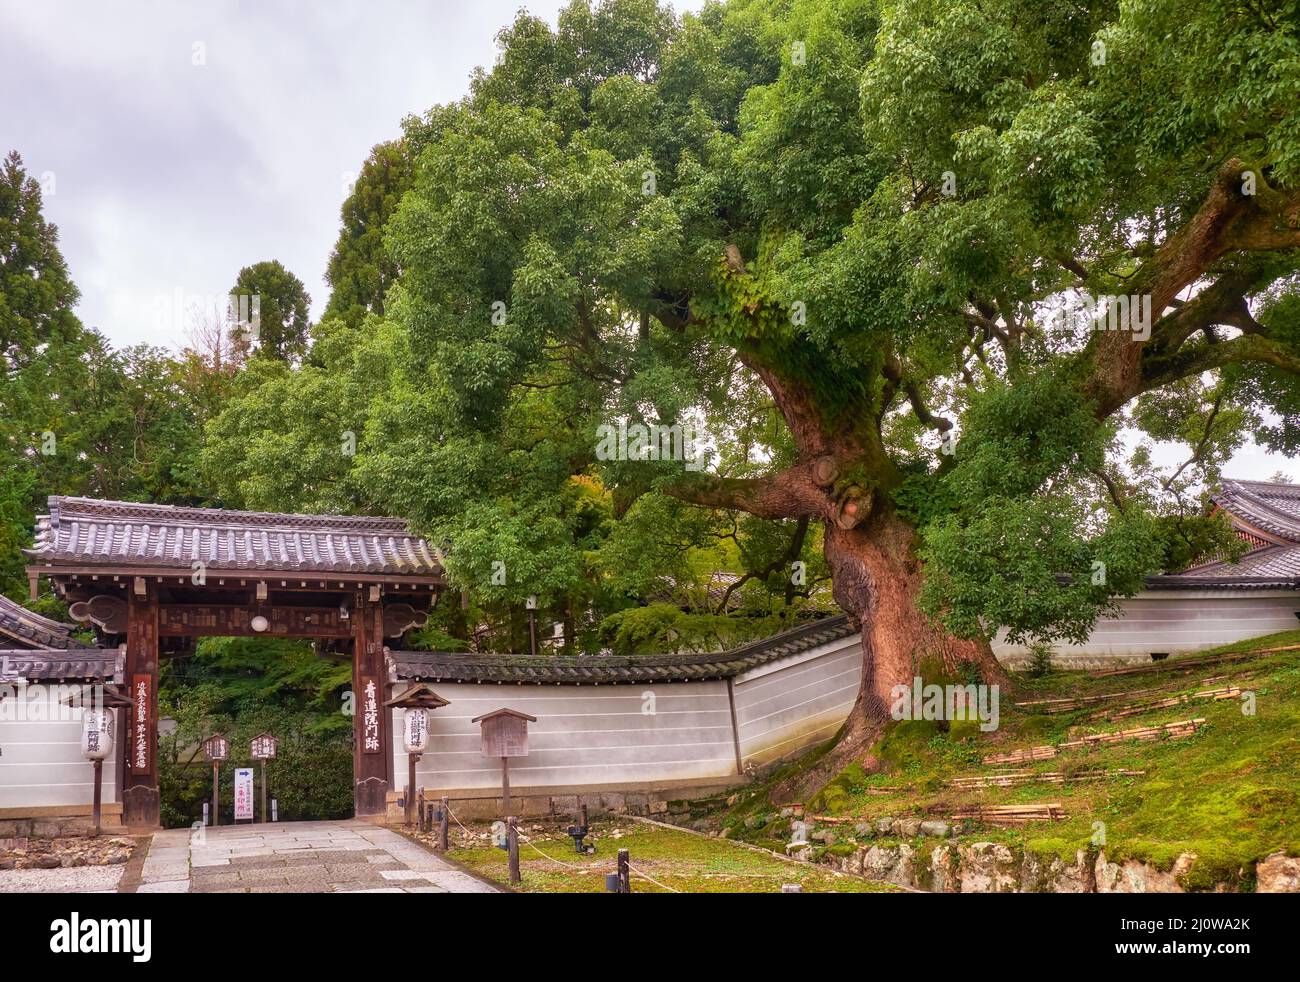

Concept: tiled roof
[[0, 595, 92, 650], [1209, 480, 1300, 544], [390, 614, 857, 685], [0, 646, 123, 683], [1149, 480, 1300, 590], [26, 496, 443, 579]]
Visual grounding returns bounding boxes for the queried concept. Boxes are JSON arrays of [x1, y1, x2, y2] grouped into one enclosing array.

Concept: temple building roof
[[0, 595, 92, 650], [1149, 479, 1300, 590], [26, 496, 443, 583]]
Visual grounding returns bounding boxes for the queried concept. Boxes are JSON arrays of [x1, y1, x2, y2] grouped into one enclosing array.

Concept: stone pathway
[[136, 819, 499, 893]]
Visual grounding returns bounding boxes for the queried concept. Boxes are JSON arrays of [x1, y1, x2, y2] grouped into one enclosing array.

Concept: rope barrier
[[441, 806, 680, 891], [628, 862, 680, 893]]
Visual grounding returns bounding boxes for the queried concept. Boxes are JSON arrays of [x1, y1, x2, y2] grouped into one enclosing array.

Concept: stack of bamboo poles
[[949, 803, 1066, 825], [1091, 687, 1239, 722], [981, 717, 1204, 765], [1090, 643, 1300, 679], [948, 769, 1144, 789]]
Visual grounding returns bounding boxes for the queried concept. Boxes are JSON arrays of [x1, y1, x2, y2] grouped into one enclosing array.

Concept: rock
[[779, 807, 794, 819], [811, 829, 836, 845], [1256, 853, 1300, 893], [919, 820, 950, 838], [892, 818, 922, 837], [104, 849, 131, 865], [60, 855, 87, 868], [958, 842, 1019, 893], [854, 822, 873, 838], [744, 815, 767, 830], [930, 844, 960, 893], [648, 800, 668, 815], [34, 855, 62, 869], [1095, 851, 1195, 893], [859, 844, 917, 888], [875, 817, 895, 835], [786, 844, 813, 862], [0, 858, 15, 870], [1021, 850, 1093, 893]]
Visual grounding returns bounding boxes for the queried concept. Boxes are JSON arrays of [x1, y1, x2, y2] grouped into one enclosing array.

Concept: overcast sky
[[1, 0, 1293, 481]]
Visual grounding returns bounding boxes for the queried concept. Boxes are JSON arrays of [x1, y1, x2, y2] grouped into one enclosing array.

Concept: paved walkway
[[136, 819, 498, 893]]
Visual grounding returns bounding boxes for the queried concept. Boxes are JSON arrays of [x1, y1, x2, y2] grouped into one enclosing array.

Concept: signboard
[[251, 733, 277, 759], [131, 674, 151, 774], [402, 708, 429, 753], [234, 768, 254, 820], [474, 710, 534, 758], [81, 711, 114, 760], [203, 734, 229, 761], [361, 676, 381, 754]]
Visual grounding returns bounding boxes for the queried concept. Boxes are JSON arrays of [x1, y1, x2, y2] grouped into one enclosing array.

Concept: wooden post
[[406, 753, 420, 826], [500, 756, 512, 816], [351, 596, 391, 816], [260, 759, 268, 824], [527, 608, 537, 657], [617, 848, 630, 893], [211, 760, 220, 827], [439, 795, 449, 851], [123, 587, 160, 826], [91, 759, 103, 835], [415, 787, 425, 830], [507, 816, 521, 884]]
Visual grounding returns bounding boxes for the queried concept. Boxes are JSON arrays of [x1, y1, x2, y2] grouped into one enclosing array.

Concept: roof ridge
[[46, 496, 415, 534]]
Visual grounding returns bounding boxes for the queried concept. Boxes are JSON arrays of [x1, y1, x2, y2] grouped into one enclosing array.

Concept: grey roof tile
[[389, 613, 857, 685], [0, 595, 92, 650], [26, 496, 442, 579]]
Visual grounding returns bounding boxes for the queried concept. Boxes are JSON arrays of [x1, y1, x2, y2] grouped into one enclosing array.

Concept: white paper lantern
[[402, 708, 429, 753], [81, 711, 114, 760]]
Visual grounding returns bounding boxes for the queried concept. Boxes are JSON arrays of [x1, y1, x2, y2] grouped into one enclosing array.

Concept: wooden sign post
[[471, 708, 537, 818], [203, 734, 229, 826], [251, 732, 278, 824]]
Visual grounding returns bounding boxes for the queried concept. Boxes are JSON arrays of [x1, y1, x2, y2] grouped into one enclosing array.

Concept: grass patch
[[444, 819, 900, 893], [729, 631, 1300, 889]]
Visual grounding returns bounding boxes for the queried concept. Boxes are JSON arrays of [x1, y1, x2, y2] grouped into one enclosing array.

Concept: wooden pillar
[[352, 596, 391, 816], [122, 586, 160, 827]]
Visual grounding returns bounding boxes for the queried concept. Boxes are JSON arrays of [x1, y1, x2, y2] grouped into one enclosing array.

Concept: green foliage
[[325, 140, 413, 324], [230, 259, 312, 361]]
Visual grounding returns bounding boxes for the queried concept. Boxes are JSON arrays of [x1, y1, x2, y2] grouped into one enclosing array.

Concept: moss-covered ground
[[440, 818, 900, 893], [715, 632, 1300, 891]]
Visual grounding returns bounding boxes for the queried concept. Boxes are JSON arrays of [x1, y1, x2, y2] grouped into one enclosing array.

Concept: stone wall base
[[817, 841, 1290, 893], [0, 804, 123, 838], [381, 779, 740, 824]]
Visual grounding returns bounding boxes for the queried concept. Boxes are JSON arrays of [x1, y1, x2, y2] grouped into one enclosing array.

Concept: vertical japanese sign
[[131, 674, 151, 774], [234, 767, 254, 820], [361, 676, 381, 754]]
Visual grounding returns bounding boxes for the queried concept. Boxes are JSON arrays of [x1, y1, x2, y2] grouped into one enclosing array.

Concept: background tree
[[324, 140, 414, 326], [230, 259, 312, 361], [204, 0, 1299, 791]]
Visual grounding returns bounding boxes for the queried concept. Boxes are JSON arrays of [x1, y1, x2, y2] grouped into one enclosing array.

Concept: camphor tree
[[213, 0, 1300, 785]]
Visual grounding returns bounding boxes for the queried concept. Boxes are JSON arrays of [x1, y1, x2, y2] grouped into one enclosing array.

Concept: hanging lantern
[[402, 708, 429, 753], [80, 710, 114, 760]]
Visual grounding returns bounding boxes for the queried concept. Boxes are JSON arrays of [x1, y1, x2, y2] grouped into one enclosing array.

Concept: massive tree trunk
[[774, 501, 1007, 799]]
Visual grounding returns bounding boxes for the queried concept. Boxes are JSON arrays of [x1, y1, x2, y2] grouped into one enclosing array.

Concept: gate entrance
[[26, 496, 444, 826]]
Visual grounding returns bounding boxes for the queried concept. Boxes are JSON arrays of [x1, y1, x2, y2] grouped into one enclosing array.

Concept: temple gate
[[25, 496, 443, 826]]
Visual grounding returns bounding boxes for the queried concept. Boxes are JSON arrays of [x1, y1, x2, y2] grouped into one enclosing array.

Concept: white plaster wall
[[993, 590, 1300, 669], [732, 636, 862, 768], [0, 685, 119, 809], [392, 680, 739, 794]]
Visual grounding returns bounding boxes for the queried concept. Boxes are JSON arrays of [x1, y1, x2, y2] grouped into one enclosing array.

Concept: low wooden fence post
[[507, 816, 521, 885]]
